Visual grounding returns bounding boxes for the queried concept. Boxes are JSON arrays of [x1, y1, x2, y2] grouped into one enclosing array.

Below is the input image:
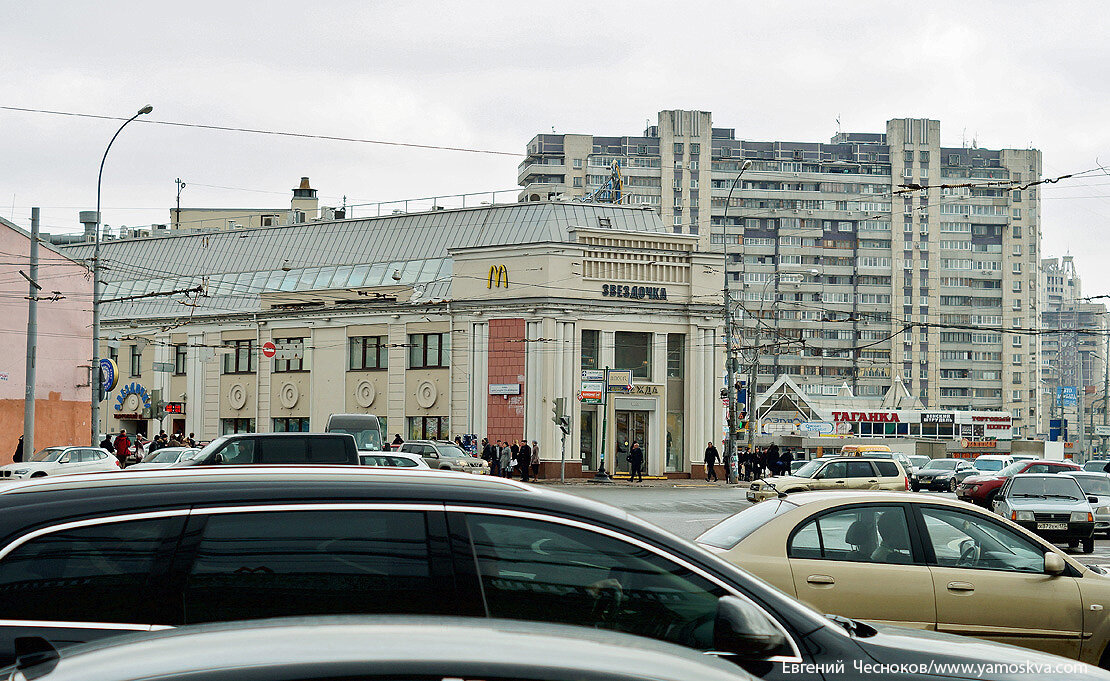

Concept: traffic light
[[552, 398, 570, 435]]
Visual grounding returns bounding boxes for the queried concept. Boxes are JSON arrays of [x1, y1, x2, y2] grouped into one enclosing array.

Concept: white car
[[1066, 471, 1110, 536], [0, 446, 120, 479], [358, 451, 432, 469], [127, 447, 200, 470]]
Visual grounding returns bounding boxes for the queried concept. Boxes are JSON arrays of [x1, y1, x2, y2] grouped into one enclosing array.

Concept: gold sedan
[[697, 491, 1110, 667]]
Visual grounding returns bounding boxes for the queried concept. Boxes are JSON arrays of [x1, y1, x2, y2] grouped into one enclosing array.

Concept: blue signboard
[[1057, 386, 1078, 408]]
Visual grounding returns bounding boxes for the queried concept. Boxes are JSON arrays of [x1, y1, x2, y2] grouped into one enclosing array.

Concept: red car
[[956, 459, 1080, 506]]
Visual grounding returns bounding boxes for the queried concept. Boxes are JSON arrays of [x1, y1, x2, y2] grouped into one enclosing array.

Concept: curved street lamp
[[91, 105, 153, 445]]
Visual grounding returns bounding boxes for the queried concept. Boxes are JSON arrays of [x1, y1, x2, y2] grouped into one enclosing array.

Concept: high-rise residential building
[[520, 110, 1043, 433], [1039, 255, 1108, 446]]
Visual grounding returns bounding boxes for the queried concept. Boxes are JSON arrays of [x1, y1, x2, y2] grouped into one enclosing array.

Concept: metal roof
[[59, 202, 665, 320]]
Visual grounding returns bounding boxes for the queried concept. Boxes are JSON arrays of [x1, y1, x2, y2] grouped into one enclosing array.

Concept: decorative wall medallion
[[355, 380, 376, 408], [416, 380, 438, 408], [227, 383, 247, 410], [279, 382, 300, 409]]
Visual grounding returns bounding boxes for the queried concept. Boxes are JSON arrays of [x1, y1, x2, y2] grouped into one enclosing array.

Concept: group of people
[[480, 438, 540, 481], [702, 442, 796, 483], [99, 429, 198, 467]]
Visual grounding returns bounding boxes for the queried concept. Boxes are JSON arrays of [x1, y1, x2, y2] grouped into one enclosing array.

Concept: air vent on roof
[[598, 217, 612, 228]]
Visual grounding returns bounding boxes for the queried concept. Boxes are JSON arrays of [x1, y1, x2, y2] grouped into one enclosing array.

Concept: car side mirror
[[1044, 552, 1066, 576], [713, 595, 792, 660], [58, 456, 70, 464], [1090, 496, 1099, 505]]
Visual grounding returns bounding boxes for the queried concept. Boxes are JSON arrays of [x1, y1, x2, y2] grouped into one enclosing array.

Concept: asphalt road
[[553, 483, 1110, 566]]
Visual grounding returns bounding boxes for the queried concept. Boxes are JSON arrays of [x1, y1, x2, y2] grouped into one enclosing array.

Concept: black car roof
[[25, 616, 753, 681]]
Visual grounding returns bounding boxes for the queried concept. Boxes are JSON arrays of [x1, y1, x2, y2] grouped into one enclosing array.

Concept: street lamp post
[[90, 105, 153, 446], [723, 160, 751, 483]]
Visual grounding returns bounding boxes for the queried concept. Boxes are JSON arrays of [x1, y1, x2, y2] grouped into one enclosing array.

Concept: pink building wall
[[0, 220, 92, 461], [486, 318, 526, 445]]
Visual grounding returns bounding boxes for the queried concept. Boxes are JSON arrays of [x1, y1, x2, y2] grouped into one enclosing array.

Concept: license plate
[[1037, 522, 1068, 531]]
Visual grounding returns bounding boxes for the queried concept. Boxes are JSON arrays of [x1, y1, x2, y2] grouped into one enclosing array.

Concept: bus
[[325, 414, 384, 452]]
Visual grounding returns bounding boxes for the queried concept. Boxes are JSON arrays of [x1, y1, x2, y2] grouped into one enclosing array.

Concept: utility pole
[[22, 207, 40, 457], [723, 161, 751, 483], [1103, 332, 1108, 455], [175, 178, 186, 229]]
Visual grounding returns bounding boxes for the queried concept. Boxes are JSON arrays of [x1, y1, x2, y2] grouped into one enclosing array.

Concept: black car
[[174, 432, 360, 466], [912, 458, 975, 492], [6, 617, 757, 681], [0, 468, 1104, 681]]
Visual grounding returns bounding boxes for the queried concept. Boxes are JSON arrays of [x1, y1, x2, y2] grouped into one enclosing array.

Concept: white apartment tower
[[520, 110, 1043, 433]]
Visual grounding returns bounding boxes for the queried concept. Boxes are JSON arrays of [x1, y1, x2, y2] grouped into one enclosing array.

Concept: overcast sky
[[3, 2, 1109, 291]]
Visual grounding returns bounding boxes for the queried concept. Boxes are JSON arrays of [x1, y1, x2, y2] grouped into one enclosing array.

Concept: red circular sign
[[262, 341, 277, 358]]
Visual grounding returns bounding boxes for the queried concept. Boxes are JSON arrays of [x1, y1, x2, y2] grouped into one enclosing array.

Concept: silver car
[[993, 473, 1096, 553], [398, 440, 489, 474], [127, 447, 200, 470], [1066, 471, 1110, 536]]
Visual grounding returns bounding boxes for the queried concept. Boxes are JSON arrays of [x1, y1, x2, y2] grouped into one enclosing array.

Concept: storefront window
[[615, 332, 652, 380], [581, 330, 599, 370], [580, 408, 596, 469], [666, 411, 684, 471], [667, 334, 685, 379], [408, 416, 449, 440], [273, 417, 310, 432], [220, 418, 255, 435]]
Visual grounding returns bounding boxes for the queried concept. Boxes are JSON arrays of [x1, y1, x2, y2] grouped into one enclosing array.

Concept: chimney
[[291, 176, 319, 221]]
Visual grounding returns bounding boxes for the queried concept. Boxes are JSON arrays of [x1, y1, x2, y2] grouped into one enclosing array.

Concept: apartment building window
[[1012, 336, 1022, 347], [273, 417, 310, 432], [129, 345, 142, 377], [349, 336, 388, 370], [1013, 373, 1023, 385], [673, 216, 682, 226], [1012, 354, 1023, 365], [1013, 225, 1022, 238], [1012, 262, 1022, 274], [666, 334, 685, 379], [689, 178, 699, 189], [581, 330, 600, 370], [174, 344, 187, 375], [1012, 209, 1022, 219], [1012, 281, 1022, 292], [615, 331, 652, 381], [222, 340, 256, 374], [573, 158, 583, 169], [673, 143, 684, 155], [689, 160, 699, 171], [220, 418, 255, 435], [1012, 190, 1021, 202], [690, 143, 700, 155], [273, 338, 306, 373], [573, 177, 583, 188], [408, 333, 449, 369]]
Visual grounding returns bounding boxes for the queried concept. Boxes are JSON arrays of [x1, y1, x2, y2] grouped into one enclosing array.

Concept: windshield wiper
[[762, 480, 788, 499], [1012, 493, 1045, 498], [826, 614, 858, 635], [1043, 494, 1079, 500]]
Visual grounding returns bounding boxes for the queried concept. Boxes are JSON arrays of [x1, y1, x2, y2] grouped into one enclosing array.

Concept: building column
[[469, 321, 489, 439], [387, 322, 407, 439], [651, 331, 667, 476]]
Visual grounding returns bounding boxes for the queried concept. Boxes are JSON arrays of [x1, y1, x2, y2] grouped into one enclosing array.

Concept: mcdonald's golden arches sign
[[487, 264, 509, 289]]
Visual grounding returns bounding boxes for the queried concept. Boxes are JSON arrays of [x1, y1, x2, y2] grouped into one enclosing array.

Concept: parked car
[[697, 490, 1110, 668], [993, 473, 1096, 553], [0, 468, 1099, 680], [1010, 453, 1040, 462], [911, 458, 975, 492], [970, 455, 1015, 473], [834, 445, 916, 475], [325, 413, 384, 452], [358, 451, 431, 469], [399, 439, 489, 474], [126, 447, 200, 470], [1084, 460, 1110, 473], [0, 446, 118, 479], [957, 459, 1080, 507], [1068, 472, 1110, 536], [174, 433, 360, 467], [747, 457, 907, 503], [3, 617, 759, 681], [789, 459, 809, 474], [906, 454, 931, 483]]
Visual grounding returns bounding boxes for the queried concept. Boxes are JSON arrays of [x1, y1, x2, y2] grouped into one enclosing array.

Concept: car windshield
[[1072, 475, 1110, 496], [1010, 476, 1083, 500], [438, 445, 467, 457], [361, 455, 418, 467], [1084, 461, 1109, 472], [330, 428, 383, 451], [143, 448, 195, 463], [975, 459, 1009, 472], [909, 456, 930, 467], [793, 460, 823, 478], [923, 459, 959, 470], [698, 499, 798, 549], [30, 448, 65, 462]]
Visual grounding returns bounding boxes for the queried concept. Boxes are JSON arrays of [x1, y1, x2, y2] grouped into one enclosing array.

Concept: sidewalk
[[526, 476, 749, 488]]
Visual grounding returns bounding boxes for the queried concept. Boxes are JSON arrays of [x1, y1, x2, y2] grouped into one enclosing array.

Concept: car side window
[[219, 440, 256, 464], [919, 507, 1045, 573], [0, 517, 180, 623], [873, 461, 899, 477], [307, 438, 348, 463], [465, 515, 726, 650], [846, 461, 875, 478], [259, 437, 306, 463], [787, 506, 915, 565], [183, 510, 443, 624], [819, 461, 847, 479], [1025, 464, 1048, 474]]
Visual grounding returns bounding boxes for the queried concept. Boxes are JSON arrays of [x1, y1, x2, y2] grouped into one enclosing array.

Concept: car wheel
[[911, 482, 920, 492], [948, 479, 957, 493], [1084, 538, 1096, 554], [440, 466, 452, 470], [983, 490, 999, 507], [1068, 540, 1079, 550]]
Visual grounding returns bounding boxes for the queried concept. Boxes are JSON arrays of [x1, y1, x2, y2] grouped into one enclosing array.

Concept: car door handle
[[806, 574, 835, 585], [834, 480, 846, 484], [947, 581, 975, 592], [867, 479, 877, 483]]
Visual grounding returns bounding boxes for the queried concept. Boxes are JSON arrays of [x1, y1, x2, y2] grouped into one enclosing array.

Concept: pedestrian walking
[[391, 434, 404, 450], [519, 440, 531, 482], [113, 430, 131, 468], [100, 433, 115, 454], [499, 441, 513, 479], [12, 435, 23, 464], [628, 442, 644, 483], [704, 441, 719, 482], [530, 440, 540, 479], [187, 433, 197, 447]]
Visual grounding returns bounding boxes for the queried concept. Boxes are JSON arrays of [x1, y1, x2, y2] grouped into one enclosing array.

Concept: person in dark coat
[[13, 435, 23, 463], [518, 440, 531, 482], [99, 434, 115, 453], [704, 441, 719, 482], [628, 442, 645, 483]]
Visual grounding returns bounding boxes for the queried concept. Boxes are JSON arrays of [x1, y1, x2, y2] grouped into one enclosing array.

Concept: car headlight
[[1071, 511, 1094, 522], [1013, 511, 1035, 521], [12, 469, 28, 475], [1097, 506, 1110, 517]]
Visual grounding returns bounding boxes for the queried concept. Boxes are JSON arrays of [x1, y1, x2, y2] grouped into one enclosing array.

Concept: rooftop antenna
[[835, 114, 841, 135], [961, 128, 967, 149]]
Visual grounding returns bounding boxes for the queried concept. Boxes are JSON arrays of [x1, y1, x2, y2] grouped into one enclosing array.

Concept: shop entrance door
[[614, 410, 649, 474]]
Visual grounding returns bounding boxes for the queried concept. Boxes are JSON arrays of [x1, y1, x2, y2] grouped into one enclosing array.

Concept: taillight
[[905, 476, 909, 490], [1089, 513, 1095, 523], [1011, 511, 1018, 521]]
